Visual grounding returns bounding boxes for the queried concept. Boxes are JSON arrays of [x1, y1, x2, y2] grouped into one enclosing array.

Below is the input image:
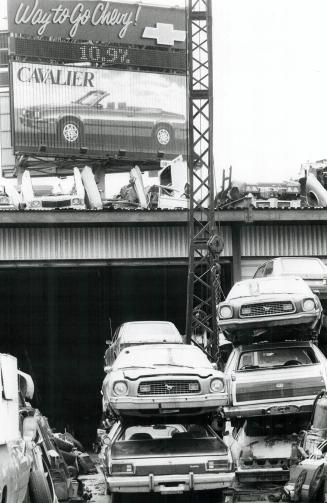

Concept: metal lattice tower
[[185, 0, 223, 360]]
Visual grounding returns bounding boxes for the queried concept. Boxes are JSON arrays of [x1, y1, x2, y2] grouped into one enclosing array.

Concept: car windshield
[[121, 323, 180, 339], [120, 423, 212, 441], [238, 347, 317, 370], [281, 258, 326, 276], [113, 345, 212, 369], [74, 91, 105, 106], [227, 277, 309, 299]]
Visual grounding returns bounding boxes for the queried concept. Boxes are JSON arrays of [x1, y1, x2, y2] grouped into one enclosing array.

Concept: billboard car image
[[11, 62, 187, 159]]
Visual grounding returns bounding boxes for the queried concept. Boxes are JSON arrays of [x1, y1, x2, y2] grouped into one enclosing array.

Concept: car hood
[[112, 366, 216, 380], [227, 293, 311, 304]]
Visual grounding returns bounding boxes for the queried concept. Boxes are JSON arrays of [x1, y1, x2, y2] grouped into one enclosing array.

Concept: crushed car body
[[21, 168, 85, 210], [102, 343, 227, 418]]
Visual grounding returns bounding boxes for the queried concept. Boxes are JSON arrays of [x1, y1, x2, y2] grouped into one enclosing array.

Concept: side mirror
[[23, 416, 37, 442], [212, 362, 218, 370], [104, 366, 112, 373], [106, 339, 112, 346]]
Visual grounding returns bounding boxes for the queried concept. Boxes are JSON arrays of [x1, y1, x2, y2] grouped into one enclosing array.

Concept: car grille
[[41, 199, 71, 208], [137, 380, 200, 396], [240, 301, 295, 318]]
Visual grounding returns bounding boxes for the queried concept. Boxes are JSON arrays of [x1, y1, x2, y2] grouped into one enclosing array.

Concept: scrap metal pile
[[99, 264, 327, 502], [216, 159, 327, 210], [0, 357, 96, 503]]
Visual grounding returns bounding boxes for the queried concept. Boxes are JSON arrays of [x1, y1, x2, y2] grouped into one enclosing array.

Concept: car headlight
[[303, 298, 316, 311], [71, 197, 82, 205], [219, 305, 233, 319], [113, 381, 128, 396], [210, 378, 224, 393]]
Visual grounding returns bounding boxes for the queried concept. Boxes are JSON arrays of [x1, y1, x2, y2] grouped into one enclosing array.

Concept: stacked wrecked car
[[218, 272, 327, 502], [100, 320, 234, 498]]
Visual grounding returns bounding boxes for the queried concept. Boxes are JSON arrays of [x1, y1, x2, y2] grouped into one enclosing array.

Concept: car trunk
[[111, 438, 229, 475], [232, 365, 325, 404]]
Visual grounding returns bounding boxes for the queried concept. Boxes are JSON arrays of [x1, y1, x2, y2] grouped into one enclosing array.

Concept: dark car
[[20, 90, 186, 148], [100, 421, 234, 497], [218, 276, 322, 343], [253, 257, 327, 299]]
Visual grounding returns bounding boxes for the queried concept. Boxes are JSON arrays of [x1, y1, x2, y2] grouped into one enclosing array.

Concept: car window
[[254, 265, 265, 278], [120, 424, 212, 441], [280, 258, 326, 275], [113, 345, 212, 369], [238, 347, 317, 370], [263, 262, 274, 276]]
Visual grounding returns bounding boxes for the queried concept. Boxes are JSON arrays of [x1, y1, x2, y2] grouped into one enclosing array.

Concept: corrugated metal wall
[[239, 224, 327, 281], [241, 224, 327, 256], [0, 225, 232, 261]]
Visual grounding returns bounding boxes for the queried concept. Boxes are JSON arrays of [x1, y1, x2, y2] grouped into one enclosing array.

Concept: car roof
[[118, 321, 181, 342], [235, 340, 313, 352]]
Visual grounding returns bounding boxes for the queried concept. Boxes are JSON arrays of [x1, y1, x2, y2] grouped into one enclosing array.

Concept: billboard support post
[[185, 0, 223, 362]]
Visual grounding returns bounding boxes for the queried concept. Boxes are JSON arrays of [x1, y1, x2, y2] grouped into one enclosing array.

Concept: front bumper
[[219, 311, 320, 333], [225, 399, 314, 418], [109, 393, 228, 416], [107, 472, 234, 494]]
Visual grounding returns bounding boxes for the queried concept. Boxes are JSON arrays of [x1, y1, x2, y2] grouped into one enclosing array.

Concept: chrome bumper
[[107, 472, 235, 494]]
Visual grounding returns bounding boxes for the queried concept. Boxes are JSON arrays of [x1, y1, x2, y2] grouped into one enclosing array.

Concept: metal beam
[[185, 0, 223, 360]]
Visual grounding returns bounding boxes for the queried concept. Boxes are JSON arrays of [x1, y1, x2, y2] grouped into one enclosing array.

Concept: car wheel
[[153, 124, 173, 147], [110, 493, 122, 503], [58, 118, 83, 144], [29, 470, 52, 503]]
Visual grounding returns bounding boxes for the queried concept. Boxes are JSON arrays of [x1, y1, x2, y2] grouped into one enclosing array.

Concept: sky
[[2, 0, 327, 182]]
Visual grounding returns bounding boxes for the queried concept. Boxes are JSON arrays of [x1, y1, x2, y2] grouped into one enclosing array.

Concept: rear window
[[238, 346, 317, 370], [120, 424, 213, 441], [281, 258, 326, 275]]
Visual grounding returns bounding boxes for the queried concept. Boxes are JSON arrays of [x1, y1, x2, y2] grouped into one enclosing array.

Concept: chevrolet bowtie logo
[[142, 23, 186, 46]]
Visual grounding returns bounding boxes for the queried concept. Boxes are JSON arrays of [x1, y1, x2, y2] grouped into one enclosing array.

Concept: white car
[[224, 340, 327, 419], [102, 343, 227, 418], [104, 321, 183, 366], [21, 169, 85, 210]]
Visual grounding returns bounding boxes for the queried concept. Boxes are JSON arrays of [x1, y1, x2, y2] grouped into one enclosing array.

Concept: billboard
[[11, 61, 187, 159], [7, 0, 186, 48]]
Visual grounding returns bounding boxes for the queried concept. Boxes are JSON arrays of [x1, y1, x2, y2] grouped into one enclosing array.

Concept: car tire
[[29, 470, 52, 503], [58, 118, 83, 145], [110, 493, 122, 503], [153, 124, 173, 147]]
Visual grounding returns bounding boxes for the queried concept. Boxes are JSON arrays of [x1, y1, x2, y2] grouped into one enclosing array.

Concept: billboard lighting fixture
[[80, 146, 88, 154], [118, 149, 126, 157], [39, 144, 47, 153], [157, 151, 165, 159]]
